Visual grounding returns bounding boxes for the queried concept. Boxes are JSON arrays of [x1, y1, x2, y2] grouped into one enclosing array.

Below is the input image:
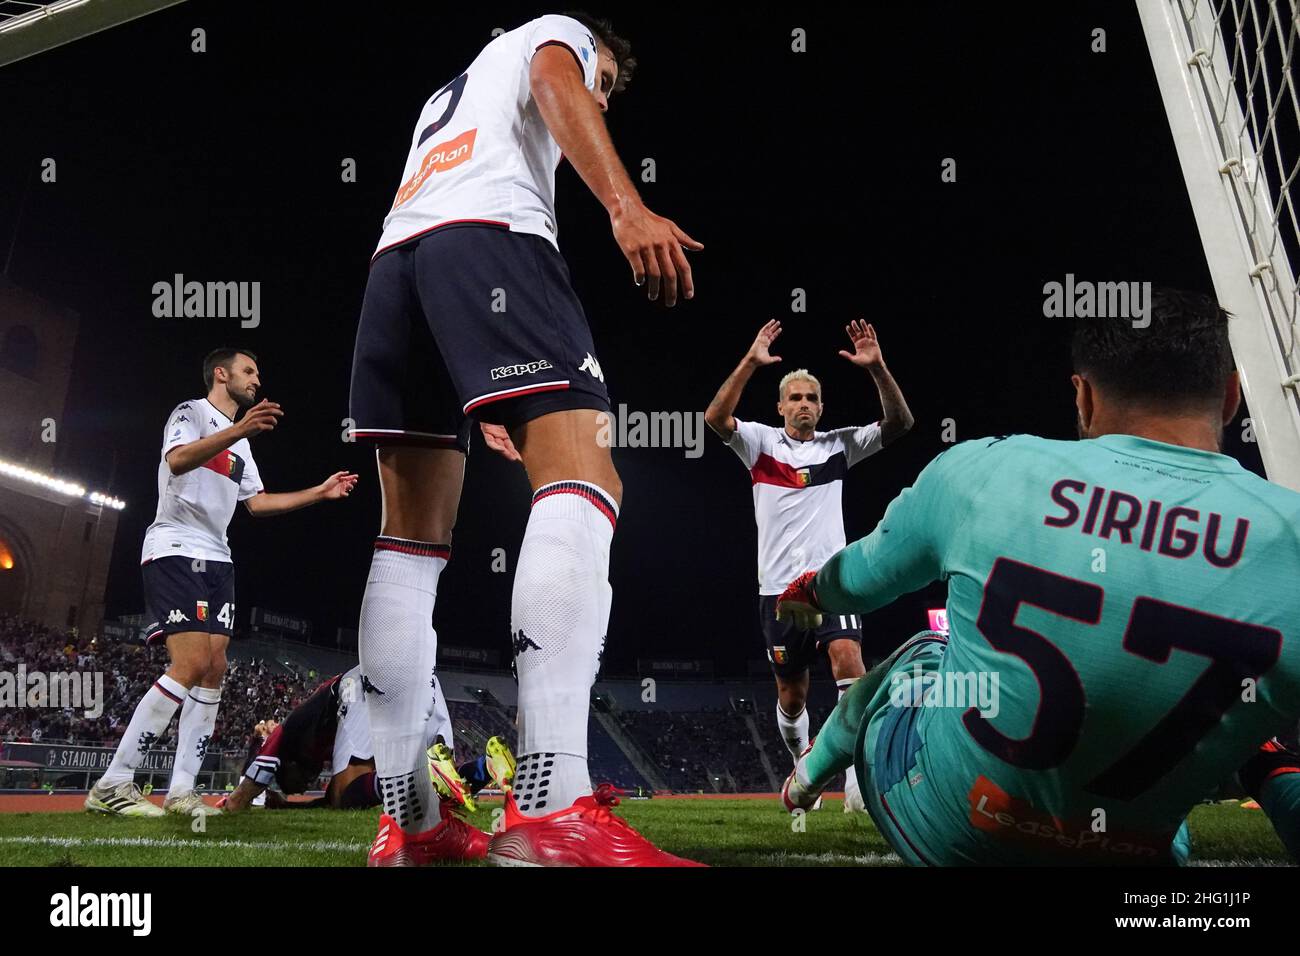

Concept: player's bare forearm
[[165, 426, 244, 476], [869, 363, 914, 446], [245, 472, 357, 516], [222, 777, 264, 812], [530, 47, 701, 305], [531, 48, 639, 214], [243, 488, 322, 517], [705, 357, 760, 440]]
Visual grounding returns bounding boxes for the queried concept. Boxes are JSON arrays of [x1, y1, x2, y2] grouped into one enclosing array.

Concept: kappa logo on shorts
[[166, 609, 190, 624], [578, 352, 604, 383], [491, 359, 553, 381]]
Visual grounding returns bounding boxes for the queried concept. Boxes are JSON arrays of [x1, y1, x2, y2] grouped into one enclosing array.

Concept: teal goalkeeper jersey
[[817, 433, 1300, 863]]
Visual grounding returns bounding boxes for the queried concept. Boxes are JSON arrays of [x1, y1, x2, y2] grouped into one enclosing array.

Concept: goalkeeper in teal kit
[[776, 289, 1300, 865]]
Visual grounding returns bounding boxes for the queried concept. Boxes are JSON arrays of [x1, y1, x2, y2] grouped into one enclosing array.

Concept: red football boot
[[367, 813, 416, 867], [487, 783, 705, 867], [368, 805, 489, 867], [410, 802, 490, 864]]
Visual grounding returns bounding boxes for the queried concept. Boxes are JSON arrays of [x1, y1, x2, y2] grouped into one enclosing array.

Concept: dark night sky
[[0, 1, 1265, 675]]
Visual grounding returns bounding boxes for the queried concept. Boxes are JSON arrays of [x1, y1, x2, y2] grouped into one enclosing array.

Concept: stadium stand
[[0, 614, 308, 752], [1, 614, 853, 793]]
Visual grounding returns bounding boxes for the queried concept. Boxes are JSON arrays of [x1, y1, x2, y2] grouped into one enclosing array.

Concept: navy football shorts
[[759, 593, 862, 679], [349, 223, 612, 449], [142, 555, 236, 644]]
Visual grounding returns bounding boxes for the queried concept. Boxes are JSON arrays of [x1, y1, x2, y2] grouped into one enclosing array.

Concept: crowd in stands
[[0, 614, 310, 753], [2, 614, 832, 794]]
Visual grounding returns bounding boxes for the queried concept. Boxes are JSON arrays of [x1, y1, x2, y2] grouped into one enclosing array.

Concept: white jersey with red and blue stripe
[[374, 14, 600, 260], [141, 398, 263, 564], [726, 419, 883, 595]]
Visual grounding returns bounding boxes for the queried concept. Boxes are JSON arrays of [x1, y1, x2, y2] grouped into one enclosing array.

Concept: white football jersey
[[141, 398, 263, 564], [374, 14, 600, 259], [727, 419, 884, 595]]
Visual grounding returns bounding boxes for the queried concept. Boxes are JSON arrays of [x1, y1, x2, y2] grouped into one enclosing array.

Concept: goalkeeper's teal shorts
[[855, 630, 1191, 866]]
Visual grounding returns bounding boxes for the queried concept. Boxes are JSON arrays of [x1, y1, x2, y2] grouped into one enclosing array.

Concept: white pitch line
[[1186, 858, 1290, 867], [761, 850, 905, 866], [0, 835, 366, 853], [0, 836, 1285, 867]]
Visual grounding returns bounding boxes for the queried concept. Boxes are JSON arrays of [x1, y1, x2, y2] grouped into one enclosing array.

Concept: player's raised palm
[[747, 320, 783, 367], [838, 320, 883, 369]]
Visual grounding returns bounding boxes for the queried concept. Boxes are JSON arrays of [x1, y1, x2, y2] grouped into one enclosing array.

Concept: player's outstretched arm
[[165, 399, 282, 475], [529, 46, 702, 307], [243, 471, 358, 517], [838, 321, 914, 446], [221, 776, 265, 813], [782, 445, 973, 618], [705, 320, 783, 441]]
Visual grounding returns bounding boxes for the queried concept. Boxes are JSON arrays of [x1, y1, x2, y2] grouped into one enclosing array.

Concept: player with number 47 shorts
[[87, 349, 357, 819]]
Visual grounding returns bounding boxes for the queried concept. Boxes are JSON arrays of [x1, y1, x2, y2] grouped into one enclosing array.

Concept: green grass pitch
[[0, 798, 1288, 867]]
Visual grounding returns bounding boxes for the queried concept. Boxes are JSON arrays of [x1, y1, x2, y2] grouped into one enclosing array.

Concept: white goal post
[[1137, 0, 1300, 491]]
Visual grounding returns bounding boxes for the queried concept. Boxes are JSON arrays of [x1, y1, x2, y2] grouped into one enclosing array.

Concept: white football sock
[[169, 685, 222, 795], [777, 700, 810, 764], [512, 480, 616, 816], [358, 537, 446, 833], [100, 674, 188, 788]]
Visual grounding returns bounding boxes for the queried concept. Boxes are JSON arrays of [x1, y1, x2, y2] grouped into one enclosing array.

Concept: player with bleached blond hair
[[705, 319, 914, 809]]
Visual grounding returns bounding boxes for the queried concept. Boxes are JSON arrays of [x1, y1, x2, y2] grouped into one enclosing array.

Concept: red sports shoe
[[367, 805, 490, 867], [410, 803, 490, 864], [368, 814, 416, 867], [487, 783, 705, 867]]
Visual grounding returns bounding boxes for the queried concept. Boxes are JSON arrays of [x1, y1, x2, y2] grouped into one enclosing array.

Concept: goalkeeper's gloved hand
[[775, 570, 824, 630]]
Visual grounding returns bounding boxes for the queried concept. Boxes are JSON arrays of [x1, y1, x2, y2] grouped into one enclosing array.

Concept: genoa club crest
[[795, 467, 811, 487], [771, 646, 788, 665], [196, 600, 209, 622], [201, 449, 246, 484]]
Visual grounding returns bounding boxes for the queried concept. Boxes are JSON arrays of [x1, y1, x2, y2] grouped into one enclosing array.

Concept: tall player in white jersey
[[706, 320, 913, 808], [86, 349, 357, 817], [348, 13, 703, 866]]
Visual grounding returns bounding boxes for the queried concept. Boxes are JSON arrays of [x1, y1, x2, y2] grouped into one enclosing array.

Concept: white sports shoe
[[84, 779, 165, 817], [163, 790, 223, 816], [843, 775, 867, 813]]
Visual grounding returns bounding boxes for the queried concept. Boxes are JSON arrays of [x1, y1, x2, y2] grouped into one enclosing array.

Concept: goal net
[[1138, 0, 1300, 490]]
